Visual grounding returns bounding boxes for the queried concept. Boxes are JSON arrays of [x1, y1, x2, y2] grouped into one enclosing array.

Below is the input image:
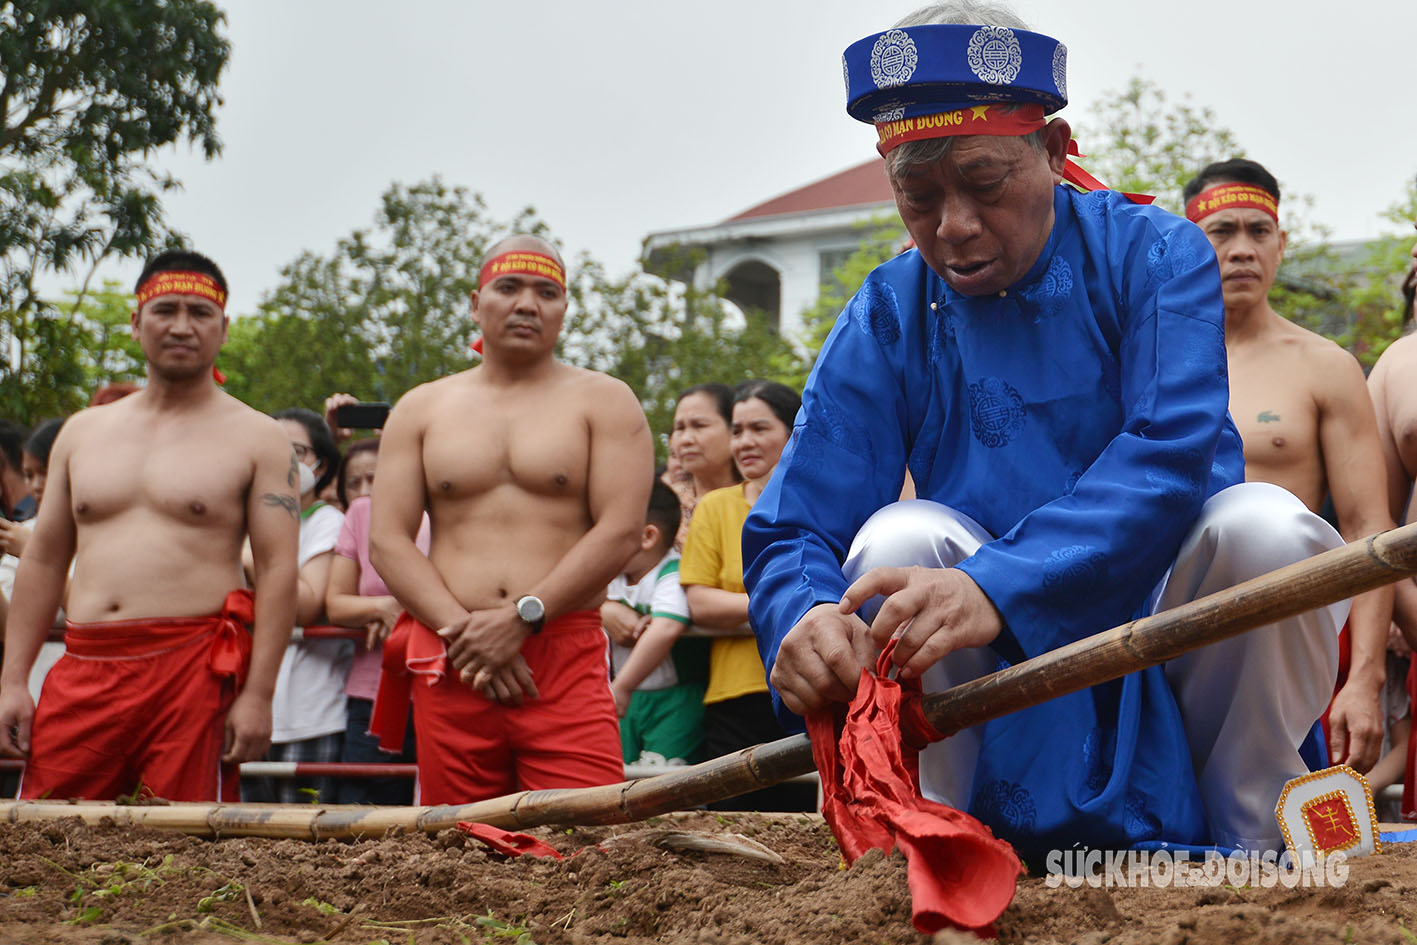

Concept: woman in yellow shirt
[[680, 380, 805, 809]]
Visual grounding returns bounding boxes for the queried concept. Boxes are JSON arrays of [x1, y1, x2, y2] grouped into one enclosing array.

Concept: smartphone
[[333, 402, 391, 429]]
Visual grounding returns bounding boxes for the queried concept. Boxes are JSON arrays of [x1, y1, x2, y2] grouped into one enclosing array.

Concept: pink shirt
[[336, 496, 431, 699]]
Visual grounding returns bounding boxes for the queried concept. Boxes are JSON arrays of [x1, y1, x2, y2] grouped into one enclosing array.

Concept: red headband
[[478, 251, 565, 291], [1185, 183, 1279, 224], [136, 270, 227, 310], [875, 103, 1046, 155]]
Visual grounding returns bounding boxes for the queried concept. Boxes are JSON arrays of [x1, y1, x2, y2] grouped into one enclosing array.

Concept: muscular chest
[[69, 432, 249, 527], [1228, 370, 1319, 470], [423, 400, 590, 501]]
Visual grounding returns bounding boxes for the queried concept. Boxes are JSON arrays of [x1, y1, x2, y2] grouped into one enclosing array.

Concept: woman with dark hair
[[324, 436, 429, 803], [667, 383, 739, 543], [680, 379, 808, 809], [336, 438, 380, 508], [244, 408, 348, 804]]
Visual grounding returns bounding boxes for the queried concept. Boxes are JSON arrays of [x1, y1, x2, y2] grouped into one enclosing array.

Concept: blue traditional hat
[[842, 25, 1067, 127], [842, 23, 1151, 203]]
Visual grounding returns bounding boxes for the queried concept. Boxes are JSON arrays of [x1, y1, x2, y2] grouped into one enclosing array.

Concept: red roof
[[726, 159, 894, 222]]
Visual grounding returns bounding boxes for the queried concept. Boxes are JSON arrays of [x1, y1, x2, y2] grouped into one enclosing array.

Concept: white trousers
[[843, 482, 1346, 850]]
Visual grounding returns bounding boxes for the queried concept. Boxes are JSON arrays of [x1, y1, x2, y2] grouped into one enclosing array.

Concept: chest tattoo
[[1257, 411, 1281, 423]]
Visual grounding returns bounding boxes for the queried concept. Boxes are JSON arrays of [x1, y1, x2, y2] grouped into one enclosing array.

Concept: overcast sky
[[119, 0, 1417, 315]]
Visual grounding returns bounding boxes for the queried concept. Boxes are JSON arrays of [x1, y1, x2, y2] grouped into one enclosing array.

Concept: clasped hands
[[437, 606, 540, 706], [769, 565, 1002, 718]]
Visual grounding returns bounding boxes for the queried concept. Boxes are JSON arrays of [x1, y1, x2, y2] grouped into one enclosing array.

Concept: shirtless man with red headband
[[370, 233, 652, 804], [1183, 159, 1391, 773], [0, 250, 299, 801]]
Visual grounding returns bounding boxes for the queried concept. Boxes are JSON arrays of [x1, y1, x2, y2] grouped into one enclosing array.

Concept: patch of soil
[[0, 812, 1412, 944]]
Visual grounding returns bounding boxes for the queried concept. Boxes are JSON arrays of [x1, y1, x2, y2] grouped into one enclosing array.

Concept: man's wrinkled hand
[[0, 686, 34, 758], [223, 690, 272, 763], [769, 603, 876, 717], [840, 565, 1002, 680]]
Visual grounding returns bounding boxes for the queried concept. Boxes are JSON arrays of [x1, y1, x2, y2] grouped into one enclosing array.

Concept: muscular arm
[[0, 426, 79, 756], [1368, 347, 1417, 649], [1319, 349, 1394, 770], [231, 428, 302, 762], [369, 388, 470, 630]]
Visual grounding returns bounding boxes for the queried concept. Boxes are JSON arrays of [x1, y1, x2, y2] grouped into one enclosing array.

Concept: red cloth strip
[[807, 640, 1022, 935], [458, 822, 566, 859], [1404, 658, 1415, 822]]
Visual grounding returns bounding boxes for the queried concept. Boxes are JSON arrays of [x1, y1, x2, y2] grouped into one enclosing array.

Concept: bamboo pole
[[5, 523, 1417, 839]]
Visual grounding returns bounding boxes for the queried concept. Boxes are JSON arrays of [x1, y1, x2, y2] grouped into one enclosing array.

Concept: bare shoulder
[[561, 365, 645, 423], [1272, 320, 1364, 392], [1374, 332, 1417, 375], [388, 370, 475, 426]]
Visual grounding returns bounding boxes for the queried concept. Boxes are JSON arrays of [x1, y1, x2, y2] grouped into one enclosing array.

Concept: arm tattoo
[[262, 492, 299, 519], [288, 451, 299, 487]]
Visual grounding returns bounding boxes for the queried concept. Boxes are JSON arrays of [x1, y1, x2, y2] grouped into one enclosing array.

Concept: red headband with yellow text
[[1185, 183, 1279, 224], [478, 251, 565, 291], [136, 270, 227, 310], [875, 103, 1046, 154]]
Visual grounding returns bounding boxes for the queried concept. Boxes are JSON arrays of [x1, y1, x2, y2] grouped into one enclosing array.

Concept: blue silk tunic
[[744, 185, 1247, 858]]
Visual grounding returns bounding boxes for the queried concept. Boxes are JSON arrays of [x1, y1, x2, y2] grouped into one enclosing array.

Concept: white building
[[643, 159, 898, 344]]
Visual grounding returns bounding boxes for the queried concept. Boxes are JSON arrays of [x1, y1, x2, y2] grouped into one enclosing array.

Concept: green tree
[[0, 0, 230, 423], [1072, 76, 1243, 215], [223, 178, 551, 414], [798, 215, 907, 362], [563, 248, 808, 458]]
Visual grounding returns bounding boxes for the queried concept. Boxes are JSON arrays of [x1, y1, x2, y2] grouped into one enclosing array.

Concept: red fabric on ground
[[21, 589, 254, 802], [807, 642, 1022, 935], [372, 610, 623, 806], [457, 822, 565, 859]]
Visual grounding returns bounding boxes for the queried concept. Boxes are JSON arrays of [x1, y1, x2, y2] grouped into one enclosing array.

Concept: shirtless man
[[1367, 223, 1417, 650], [1184, 159, 1390, 771], [370, 234, 651, 805], [0, 250, 299, 801]]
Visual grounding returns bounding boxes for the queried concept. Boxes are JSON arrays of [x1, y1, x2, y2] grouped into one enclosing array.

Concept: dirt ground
[[0, 811, 1413, 945]]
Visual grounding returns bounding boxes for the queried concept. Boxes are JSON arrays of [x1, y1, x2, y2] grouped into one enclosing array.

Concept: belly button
[[497, 587, 508, 598]]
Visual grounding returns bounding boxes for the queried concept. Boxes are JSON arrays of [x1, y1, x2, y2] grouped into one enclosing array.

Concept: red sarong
[[808, 643, 1022, 935], [21, 589, 254, 802], [371, 610, 622, 805]]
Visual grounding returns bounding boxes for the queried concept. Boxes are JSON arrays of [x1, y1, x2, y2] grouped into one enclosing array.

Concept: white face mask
[[298, 461, 317, 496]]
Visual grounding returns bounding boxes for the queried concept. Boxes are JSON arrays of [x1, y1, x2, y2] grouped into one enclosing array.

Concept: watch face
[[518, 596, 545, 623]]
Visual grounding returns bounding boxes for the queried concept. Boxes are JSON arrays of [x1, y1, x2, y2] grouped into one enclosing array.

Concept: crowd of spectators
[[0, 378, 837, 809]]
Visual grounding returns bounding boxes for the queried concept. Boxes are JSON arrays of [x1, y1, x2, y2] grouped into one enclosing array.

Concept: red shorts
[[20, 590, 254, 802], [374, 610, 622, 805]]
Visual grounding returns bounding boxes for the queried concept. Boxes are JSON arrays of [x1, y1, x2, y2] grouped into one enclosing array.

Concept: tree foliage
[[0, 0, 230, 423], [221, 178, 551, 413], [564, 249, 808, 457], [798, 216, 907, 363]]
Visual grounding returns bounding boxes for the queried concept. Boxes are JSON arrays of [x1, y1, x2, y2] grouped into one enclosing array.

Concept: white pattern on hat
[[966, 25, 1022, 85], [870, 29, 919, 89]]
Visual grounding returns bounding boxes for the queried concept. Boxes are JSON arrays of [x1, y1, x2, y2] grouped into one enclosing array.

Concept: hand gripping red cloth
[[807, 641, 1023, 935]]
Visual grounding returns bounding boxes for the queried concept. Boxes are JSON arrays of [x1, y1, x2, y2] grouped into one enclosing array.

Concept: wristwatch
[[515, 595, 546, 634]]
